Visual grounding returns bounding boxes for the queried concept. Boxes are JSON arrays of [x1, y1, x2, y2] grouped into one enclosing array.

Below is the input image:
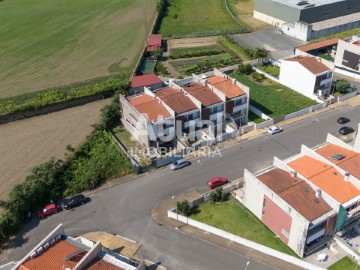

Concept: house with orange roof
[[204, 69, 250, 127], [129, 73, 164, 96], [279, 55, 333, 100], [10, 224, 143, 270], [287, 154, 360, 235], [120, 92, 175, 150], [243, 167, 335, 257]]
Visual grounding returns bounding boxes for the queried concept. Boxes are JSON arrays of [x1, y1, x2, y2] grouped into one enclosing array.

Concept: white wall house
[[279, 55, 333, 101]]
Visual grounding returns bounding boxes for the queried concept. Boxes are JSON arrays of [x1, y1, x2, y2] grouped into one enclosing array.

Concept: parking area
[[231, 28, 305, 60]]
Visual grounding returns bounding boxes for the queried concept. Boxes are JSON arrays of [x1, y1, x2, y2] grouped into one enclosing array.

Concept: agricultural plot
[[0, 99, 110, 200], [158, 0, 241, 37], [170, 45, 225, 59], [0, 0, 157, 98]]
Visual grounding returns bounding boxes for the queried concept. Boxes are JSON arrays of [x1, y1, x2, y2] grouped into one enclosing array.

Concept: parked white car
[[268, 126, 283, 135]]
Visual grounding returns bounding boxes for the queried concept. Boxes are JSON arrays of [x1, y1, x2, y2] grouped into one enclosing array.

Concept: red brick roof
[[147, 34, 162, 52], [285, 55, 330, 75], [288, 155, 360, 204], [128, 94, 172, 122], [20, 240, 85, 270], [316, 144, 360, 180], [131, 73, 162, 88], [296, 38, 340, 52], [155, 87, 198, 114], [257, 168, 332, 221], [183, 82, 222, 107], [207, 76, 246, 99]]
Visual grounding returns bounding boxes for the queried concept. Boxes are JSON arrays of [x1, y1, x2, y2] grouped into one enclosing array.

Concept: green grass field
[[159, 0, 240, 36], [328, 257, 358, 270], [191, 197, 298, 256], [231, 73, 317, 118], [0, 0, 157, 98]]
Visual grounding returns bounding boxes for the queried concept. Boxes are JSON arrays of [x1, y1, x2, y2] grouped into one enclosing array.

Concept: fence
[[252, 66, 280, 83], [337, 91, 358, 101], [254, 119, 274, 130], [249, 105, 271, 120]]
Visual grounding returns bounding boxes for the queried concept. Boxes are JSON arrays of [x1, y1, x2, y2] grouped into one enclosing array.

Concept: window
[[263, 199, 266, 207], [262, 210, 265, 216], [212, 106, 218, 114], [234, 98, 243, 106], [281, 228, 289, 238]]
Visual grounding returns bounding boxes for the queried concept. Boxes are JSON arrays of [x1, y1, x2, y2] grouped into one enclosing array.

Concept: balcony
[[184, 118, 200, 129], [210, 111, 224, 121]]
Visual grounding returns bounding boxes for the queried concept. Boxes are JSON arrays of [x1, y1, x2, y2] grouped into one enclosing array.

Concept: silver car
[[170, 159, 190, 171]]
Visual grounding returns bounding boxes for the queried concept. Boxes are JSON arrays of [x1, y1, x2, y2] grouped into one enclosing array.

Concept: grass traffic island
[[190, 196, 298, 257], [158, 0, 245, 37], [231, 73, 317, 118], [328, 256, 358, 270]]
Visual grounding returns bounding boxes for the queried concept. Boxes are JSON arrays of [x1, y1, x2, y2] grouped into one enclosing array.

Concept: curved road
[[2, 105, 360, 270]]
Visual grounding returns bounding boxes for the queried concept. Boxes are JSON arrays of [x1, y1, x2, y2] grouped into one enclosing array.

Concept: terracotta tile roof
[[288, 155, 360, 204], [183, 82, 222, 107], [316, 144, 360, 180], [128, 94, 172, 122], [258, 168, 331, 221], [147, 34, 162, 52], [86, 257, 124, 270], [130, 73, 162, 88], [296, 38, 340, 52], [154, 87, 198, 114], [207, 76, 246, 99], [284, 55, 330, 75], [20, 240, 85, 270]]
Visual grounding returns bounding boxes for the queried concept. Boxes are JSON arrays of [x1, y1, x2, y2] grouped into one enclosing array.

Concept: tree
[[210, 187, 225, 204], [237, 63, 253, 75], [176, 200, 192, 216], [150, 48, 163, 59], [335, 79, 351, 94], [100, 96, 121, 129]]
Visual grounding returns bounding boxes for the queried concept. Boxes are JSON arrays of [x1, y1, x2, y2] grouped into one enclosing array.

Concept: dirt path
[[0, 99, 110, 200], [168, 37, 219, 49]]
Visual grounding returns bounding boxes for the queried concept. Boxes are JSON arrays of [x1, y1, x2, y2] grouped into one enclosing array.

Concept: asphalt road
[[2, 105, 360, 270]]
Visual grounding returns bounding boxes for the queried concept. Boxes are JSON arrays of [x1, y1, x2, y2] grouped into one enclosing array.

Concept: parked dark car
[[207, 177, 228, 189], [337, 117, 350, 124], [339, 126, 355, 135], [63, 194, 86, 209], [37, 203, 58, 218]]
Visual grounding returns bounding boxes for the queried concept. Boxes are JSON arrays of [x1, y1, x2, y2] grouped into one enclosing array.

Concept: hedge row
[[184, 56, 240, 74], [0, 73, 129, 115]]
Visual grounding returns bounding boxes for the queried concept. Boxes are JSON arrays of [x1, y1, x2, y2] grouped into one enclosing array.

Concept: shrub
[[237, 63, 253, 75], [335, 79, 351, 94], [155, 61, 170, 76], [210, 187, 225, 204], [251, 72, 265, 82], [177, 200, 192, 216], [99, 94, 121, 129]]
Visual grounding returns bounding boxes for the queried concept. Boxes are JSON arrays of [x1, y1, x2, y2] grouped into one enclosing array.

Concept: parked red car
[[37, 203, 58, 218], [207, 177, 228, 189]]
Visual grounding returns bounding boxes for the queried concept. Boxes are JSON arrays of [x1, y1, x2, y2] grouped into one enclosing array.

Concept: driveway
[[231, 28, 305, 60]]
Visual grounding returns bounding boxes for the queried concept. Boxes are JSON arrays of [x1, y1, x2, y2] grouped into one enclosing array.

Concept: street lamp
[[197, 160, 203, 183], [172, 195, 179, 229], [244, 261, 250, 270], [314, 119, 320, 147]]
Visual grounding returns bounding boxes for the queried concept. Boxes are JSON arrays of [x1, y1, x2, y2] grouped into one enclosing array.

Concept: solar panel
[[330, 154, 345, 160]]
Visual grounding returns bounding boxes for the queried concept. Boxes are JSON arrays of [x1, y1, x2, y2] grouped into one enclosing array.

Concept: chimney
[[315, 189, 321, 198], [290, 170, 297, 177], [344, 172, 350, 181]]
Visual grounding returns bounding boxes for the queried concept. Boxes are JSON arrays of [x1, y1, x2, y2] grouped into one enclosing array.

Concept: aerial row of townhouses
[[121, 69, 249, 150], [243, 129, 360, 258]]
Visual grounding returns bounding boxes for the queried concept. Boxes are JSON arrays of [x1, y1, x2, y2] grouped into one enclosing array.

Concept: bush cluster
[[184, 56, 239, 74]]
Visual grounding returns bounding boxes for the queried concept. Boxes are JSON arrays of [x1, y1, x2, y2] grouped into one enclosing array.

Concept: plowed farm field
[[0, 99, 110, 200]]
